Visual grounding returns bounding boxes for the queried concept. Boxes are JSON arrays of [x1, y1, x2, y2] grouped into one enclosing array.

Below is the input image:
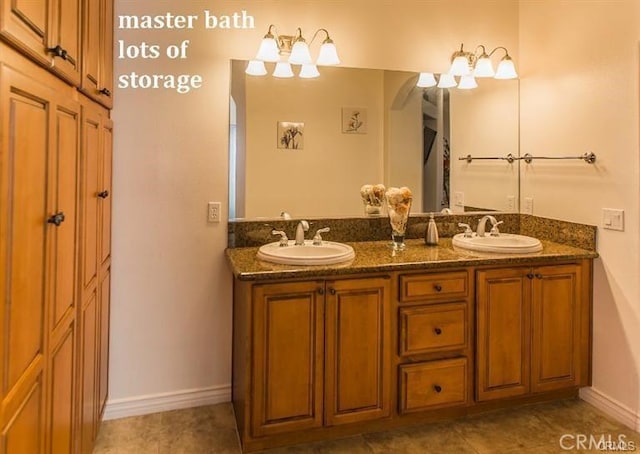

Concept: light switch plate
[[523, 197, 534, 215], [454, 192, 464, 208], [602, 208, 624, 231]]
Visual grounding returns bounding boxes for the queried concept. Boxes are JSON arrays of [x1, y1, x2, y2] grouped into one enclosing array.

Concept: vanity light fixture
[[416, 72, 437, 88], [449, 43, 518, 80], [246, 25, 340, 79]]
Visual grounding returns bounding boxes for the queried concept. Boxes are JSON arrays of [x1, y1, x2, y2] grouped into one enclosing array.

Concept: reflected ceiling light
[[458, 74, 478, 89], [445, 43, 518, 88], [299, 63, 320, 78], [437, 73, 457, 88], [247, 25, 340, 78], [245, 59, 267, 76], [416, 72, 437, 88], [273, 61, 294, 78]]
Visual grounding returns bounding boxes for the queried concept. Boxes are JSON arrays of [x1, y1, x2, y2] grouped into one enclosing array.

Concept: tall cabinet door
[[0, 63, 51, 454], [324, 277, 391, 426], [476, 268, 531, 401], [81, 0, 113, 107], [531, 264, 582, 393], [251, 281, 324, 437]]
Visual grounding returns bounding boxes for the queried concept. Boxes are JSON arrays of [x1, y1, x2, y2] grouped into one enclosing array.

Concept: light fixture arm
[[488, 46, 510, 58], [263, 24, 277, 39]]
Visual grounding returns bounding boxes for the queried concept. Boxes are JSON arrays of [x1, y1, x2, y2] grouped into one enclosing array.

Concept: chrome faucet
[[295, 220, 309, 245], [476, 215, 498, 237]]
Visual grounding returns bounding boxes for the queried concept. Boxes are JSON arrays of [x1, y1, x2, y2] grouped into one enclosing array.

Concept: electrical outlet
[[523, 197, 534, 215], [208, 202, 221, 223], [507, 195, 516, 211]]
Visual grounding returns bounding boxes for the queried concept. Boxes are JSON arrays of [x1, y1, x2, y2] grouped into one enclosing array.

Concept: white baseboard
[[102, 384, 232, 421], [580, 387, 640, 432]]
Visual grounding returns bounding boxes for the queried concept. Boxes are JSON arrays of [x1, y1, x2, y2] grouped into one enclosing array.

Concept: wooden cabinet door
[[48, 324, 76, 453], [324, 277, 391, 425], [81, 0, 113, 107], [79, 290, 97, 454], [251, 281, 324, 437], [99, 117, 112, 265], [0, 64, 51, 452], [97, 267, 110, 418], [0, 0, 81, 85], [531, 264, 581, 393], [476, 268, 531, 401]]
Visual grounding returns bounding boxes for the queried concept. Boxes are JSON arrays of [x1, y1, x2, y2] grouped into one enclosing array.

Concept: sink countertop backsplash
[[228, 213, 596, 251]]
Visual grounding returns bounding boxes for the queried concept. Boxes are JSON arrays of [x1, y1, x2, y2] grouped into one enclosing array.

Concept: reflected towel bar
[[459, 152, 596, 164], [459, 153, 517, 163]]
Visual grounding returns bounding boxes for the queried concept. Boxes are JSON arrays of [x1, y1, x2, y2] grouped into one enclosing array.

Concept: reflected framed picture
[[342, 107, 367, 134], [277, 121, 304, 150]]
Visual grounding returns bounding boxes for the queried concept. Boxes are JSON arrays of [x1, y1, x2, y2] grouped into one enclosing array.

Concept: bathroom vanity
[[227, 229, 596, 452]]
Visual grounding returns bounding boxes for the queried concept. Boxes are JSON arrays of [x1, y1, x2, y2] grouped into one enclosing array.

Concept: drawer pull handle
[[98, 190, 110, 199], [47, 212, 65, 226], [47, 45, 69, 60], [317, 288, 324, 295], [99, 88, 112, 97], [434, 327, 442, 335], [433, 284, 443, 292], [433, 385, 442, 393]]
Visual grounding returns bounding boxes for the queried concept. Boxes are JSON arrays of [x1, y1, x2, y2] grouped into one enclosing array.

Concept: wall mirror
[[229, 59, 519, 220]]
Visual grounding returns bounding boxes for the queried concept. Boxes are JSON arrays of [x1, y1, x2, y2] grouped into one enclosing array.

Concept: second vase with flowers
[[385, 187, 413, 250]]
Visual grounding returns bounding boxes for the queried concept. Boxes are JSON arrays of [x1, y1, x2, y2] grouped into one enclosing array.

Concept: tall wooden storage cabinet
[[0, 0, 113, 451]]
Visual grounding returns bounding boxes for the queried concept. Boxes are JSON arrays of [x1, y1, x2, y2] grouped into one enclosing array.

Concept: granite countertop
[[225, 238, 598, 281]]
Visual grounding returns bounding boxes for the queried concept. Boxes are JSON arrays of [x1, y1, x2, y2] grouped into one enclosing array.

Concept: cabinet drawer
[[399, 271, 468, 303], [399, 303, 467, 356], [399, 358, 468, 414]]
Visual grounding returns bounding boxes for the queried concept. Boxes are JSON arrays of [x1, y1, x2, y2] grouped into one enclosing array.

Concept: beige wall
[[519, 0, 640, 427], [111, 0, 519, 412], [243, 66, 384, 218]]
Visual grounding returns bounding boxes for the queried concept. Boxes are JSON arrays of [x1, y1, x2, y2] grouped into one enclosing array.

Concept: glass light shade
[[273, 61, 294, 78], [289, 41, 312, 65], [458, 74, 478, 90], [245, 60, 267, 76], [256, 37, 279, 62], [449, 55, 471, 76], [416, 72, 437, 88], [299, 64, 320, 78], [437, 73, 457, 88], [495, 57, 518, 79], [316, 42, 340, 65], [473, 57, 495, 77]]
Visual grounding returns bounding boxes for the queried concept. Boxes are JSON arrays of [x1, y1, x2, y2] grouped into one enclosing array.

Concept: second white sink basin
[[257, 240, 355, 265], [453, 233, 543, 254]]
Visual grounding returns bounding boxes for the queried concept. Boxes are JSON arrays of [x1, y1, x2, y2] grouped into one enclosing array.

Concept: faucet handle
[[458, 223, 473, 238], [313, 227, 330, 245], [489, 221, 504, 237], [271, 229, 289, 246]]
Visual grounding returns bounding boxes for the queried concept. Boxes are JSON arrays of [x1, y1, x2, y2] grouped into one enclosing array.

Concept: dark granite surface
[[226, 238, 598, 281]]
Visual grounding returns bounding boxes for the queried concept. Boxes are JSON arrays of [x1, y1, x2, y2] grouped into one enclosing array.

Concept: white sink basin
[[452, 233, 543, 254], [257, 240, 355, 265]]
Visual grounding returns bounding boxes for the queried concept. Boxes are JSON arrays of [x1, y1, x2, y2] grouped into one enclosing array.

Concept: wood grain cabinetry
[[0, 0, 81, 85], [80, 0, 113, 107], [233, 259, 592, 452], [236, 276, 391, 450], [0, 56, 80, 454], [476, 262, 590, 401]]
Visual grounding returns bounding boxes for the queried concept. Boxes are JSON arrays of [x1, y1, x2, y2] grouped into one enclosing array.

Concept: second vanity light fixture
[[417, 43, 518, 90], [245, 25, 340, 79]]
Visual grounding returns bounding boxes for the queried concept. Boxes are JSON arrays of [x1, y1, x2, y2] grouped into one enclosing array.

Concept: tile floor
[[93, 399, 640, 453]]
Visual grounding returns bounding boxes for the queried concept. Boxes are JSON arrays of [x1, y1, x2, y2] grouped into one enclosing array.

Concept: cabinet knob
[[433, 384, 442, 393], [329, 288, 336, 295], [317, 287, 324, 295], [434, 327, 442, 335], [99, 88, 112, 97], [47, 212, 65, 227], [47, 45, 69, 61], [98, 190, 110, 199], [526, 273, 534, 280], [433, 284, 443, 292], [535, 273, 543, 279]]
